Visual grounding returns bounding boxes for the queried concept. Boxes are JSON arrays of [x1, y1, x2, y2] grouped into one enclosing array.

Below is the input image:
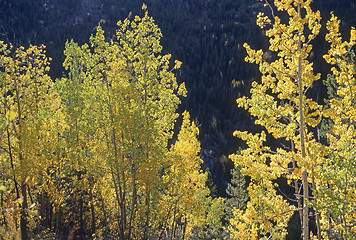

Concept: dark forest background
[[1, 0, 355, 196]]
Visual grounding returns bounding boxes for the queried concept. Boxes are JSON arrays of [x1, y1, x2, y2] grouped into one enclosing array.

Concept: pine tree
[[226, 164, 248, 214]]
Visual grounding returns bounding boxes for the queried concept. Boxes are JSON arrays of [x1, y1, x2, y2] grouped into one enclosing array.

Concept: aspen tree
[[58, 5, 197, 239], [229, 0, 324, 239], [315, 14, 356, 239], [160, 111, 210, 239], [0, 42, 60, 240], [55, 38, 101, 238]]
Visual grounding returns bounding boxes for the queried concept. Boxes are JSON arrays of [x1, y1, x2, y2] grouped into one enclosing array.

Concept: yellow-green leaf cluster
[[230, 1, 325, 238], [312, 14, 356, 239]]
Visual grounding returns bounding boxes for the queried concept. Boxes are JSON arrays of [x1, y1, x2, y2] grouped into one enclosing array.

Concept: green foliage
[[206, 198, 227, 237], [206, 168, 219, 199], [189, 197, 228, 240], [226, 164, 248, 218]]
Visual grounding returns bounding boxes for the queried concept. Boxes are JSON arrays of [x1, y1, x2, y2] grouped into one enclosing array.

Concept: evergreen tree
[[226, 164, 248, 214]]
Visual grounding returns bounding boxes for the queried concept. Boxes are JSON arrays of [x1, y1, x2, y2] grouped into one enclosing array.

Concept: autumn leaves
[[0, 6, 213, 239], [1, 1, 355, 239], [230, 0, 356, 239]]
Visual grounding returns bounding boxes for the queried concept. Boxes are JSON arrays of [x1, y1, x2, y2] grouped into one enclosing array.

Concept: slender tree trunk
[[27, 185, 33, 205], [1, 192, 7, 228], [314, 132, 322, 240], [128, 160, 137, 240], [49, 198, 53, 230], [311, 171, 321, 240], [20, 180, 29, 240], [6, 129, 20, 201], [171, 202, 178, 238], [105, 122, 125, 239], [90, 188, 96, 236], [15, 74, 29, 240], [297, 1, 309, 239], [121, 168, 126, 239], [328, 213, 332, 239], [182, 217, 187, 240], [107, 95, 127, 239], [144, 188, 150, 240], [55, 209, 62, 240], [302, 171, 309, 240], [99, 193, 108, 227], [111, 168, 125, 240], [6, 128, 19, 231], [292, 141, 303, 229], [80, 197, 84, 239], [158, 204, 173, 240]]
